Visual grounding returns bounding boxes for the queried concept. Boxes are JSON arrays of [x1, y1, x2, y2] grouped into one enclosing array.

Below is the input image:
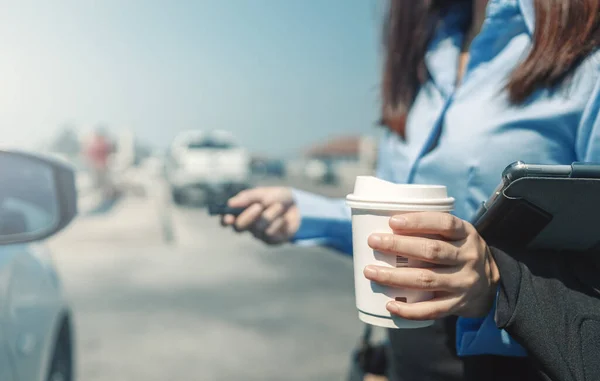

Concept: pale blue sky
[[0, 0, 382, 156]]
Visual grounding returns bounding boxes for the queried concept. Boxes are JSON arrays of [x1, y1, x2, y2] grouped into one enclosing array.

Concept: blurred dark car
[[250, 158, 286, 178]]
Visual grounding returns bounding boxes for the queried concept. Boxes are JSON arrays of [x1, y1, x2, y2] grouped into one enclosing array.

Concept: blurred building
[[306, 136, 376, 167], [302, 135, 377, 186]]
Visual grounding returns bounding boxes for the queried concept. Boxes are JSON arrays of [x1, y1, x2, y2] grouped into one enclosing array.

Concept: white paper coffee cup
[[346, 176, 454, 329]]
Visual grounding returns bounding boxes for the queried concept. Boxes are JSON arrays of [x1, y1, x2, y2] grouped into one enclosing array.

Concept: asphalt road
[[48, 175, 363, 381]]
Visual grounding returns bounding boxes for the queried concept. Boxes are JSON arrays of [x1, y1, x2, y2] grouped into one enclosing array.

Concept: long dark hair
[[382, 0, 600, 136]]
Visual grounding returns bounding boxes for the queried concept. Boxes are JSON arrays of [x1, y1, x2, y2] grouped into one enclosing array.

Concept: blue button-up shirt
[[292, 0, 600, 356]]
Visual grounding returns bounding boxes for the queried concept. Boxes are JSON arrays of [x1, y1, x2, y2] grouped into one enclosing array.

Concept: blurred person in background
[[222, 0, 600, 380], [83, 127, 115, 198]]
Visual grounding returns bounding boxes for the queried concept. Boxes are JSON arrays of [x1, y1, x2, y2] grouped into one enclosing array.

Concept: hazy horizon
[[0, 0, 382, 157]]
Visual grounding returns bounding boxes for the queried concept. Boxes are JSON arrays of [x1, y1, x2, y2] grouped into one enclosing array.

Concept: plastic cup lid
[[346, 176, 454, 207]]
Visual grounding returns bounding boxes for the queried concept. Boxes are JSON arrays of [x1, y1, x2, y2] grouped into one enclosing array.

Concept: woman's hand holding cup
[[364, 212, 500, 320], [221, 187, 300, 245]]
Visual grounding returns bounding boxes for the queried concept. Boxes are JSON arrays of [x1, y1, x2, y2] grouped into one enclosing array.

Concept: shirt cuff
[[456, 288, 527, 357], [290, 189, 353, 255], [291, 189, 332, 242]]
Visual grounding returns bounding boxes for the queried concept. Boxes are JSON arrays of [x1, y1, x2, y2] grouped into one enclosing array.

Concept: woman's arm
[[489, 72, 600, 377], [492, 247, 600, 381]]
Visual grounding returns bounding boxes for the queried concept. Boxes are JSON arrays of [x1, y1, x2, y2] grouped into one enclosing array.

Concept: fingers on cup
[[386, 295, 457, 321], [389, 212, 468, 241], [363, 266, 460, 291], [368, 234, 460, 265]]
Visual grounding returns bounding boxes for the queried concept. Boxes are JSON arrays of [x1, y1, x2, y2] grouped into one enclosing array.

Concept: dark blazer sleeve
[[490, 247, 600, 381]]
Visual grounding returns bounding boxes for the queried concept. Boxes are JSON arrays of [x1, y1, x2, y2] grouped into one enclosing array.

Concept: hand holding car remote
[[215, 186, 300, 245]]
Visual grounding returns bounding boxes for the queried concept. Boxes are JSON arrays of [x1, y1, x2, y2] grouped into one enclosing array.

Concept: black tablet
[[472, 161, 600, 251]]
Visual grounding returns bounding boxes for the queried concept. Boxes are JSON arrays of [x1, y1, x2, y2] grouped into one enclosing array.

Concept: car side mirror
[[0, 151, 77, 245]]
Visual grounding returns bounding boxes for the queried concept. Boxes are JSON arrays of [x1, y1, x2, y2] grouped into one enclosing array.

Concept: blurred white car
[[0, 151, 78, 381], [166, 130, 250, 204]]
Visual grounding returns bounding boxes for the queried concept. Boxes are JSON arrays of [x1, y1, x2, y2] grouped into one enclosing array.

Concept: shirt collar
[[423, 3, 471, 97], [518, 0, 535, 35], [424, 0, 535, 97]]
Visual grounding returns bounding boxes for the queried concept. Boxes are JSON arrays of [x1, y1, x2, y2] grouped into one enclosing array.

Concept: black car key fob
[[207, 203, 246, 216], [206, 184, 251, 216]]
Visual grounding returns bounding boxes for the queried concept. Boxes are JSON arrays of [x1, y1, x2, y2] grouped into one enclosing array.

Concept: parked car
[[166, 130, 251, 205], [0, 150, 78, 381]]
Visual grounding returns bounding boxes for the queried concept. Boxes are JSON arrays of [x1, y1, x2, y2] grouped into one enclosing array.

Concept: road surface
[[48, 175, 363, 381]]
